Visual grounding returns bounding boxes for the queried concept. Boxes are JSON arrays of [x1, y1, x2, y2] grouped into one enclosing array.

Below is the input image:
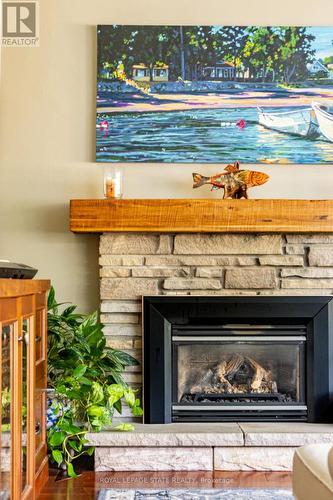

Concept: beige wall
[[1, 0, 333, 312]]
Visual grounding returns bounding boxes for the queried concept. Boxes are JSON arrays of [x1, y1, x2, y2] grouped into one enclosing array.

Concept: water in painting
[[96, 25, 333, 164]]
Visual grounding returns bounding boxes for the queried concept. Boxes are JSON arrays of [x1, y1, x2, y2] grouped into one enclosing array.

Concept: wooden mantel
[[70, 199, 333, 233]]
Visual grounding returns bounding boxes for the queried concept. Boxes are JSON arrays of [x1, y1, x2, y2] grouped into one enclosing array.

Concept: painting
[[96, 25, 333, 164]]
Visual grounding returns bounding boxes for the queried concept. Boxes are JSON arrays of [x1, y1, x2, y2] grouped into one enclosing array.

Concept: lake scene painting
[[96, 25, 333, 164]]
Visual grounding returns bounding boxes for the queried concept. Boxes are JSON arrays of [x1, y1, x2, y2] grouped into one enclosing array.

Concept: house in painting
[[307, 59, 333, 78], [153, 64, 169, 81], [201, 61, 236, 80], [132, 63, 169, 82], [132, 64, 150, 81]]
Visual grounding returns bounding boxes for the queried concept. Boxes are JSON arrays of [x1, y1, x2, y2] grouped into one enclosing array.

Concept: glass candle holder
[[103, 167, 123, 199]]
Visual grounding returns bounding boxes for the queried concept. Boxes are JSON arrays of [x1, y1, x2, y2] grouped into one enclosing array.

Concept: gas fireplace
[[172, 324, 306, 421], [143, 297, 333, 423]]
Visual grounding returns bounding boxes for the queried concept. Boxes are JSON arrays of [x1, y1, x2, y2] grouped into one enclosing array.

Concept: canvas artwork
[[96, 25, 333, 164]]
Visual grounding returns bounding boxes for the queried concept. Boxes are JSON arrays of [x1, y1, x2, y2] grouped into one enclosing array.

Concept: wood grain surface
[[70, 199, 333, 233]]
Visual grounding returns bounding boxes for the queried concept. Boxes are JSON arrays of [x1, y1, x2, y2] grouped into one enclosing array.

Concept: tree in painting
[[97, 26, 315, 83]]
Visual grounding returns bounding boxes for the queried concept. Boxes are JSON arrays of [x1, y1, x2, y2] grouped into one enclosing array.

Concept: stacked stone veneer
[[99, 233, 333, 421]]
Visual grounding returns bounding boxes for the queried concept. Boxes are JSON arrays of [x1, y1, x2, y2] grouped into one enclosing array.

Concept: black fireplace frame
[[143, 296, 333, 423]]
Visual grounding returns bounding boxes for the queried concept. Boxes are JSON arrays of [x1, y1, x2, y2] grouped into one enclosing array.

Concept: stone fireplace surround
[[88, 232, 333, 472]]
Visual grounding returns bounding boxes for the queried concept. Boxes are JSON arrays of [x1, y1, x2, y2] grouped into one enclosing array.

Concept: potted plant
[[46, 287, 142, 477]]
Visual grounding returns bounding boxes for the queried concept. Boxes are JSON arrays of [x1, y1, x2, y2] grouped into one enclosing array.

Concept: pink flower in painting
[[236, 119, 246, 129], [100, 120, 109, 137]]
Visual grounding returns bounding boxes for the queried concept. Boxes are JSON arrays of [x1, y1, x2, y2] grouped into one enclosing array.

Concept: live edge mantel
[[70, 199, 333, 233]]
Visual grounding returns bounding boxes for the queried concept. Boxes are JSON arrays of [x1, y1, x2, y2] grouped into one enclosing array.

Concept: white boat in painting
[[257, 107, 319, 138], [312, 102, 333, 142]]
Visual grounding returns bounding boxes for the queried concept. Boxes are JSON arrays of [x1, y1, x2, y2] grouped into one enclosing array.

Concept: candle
[[103, 168, 123, 199], [105, 178, 116, 198]]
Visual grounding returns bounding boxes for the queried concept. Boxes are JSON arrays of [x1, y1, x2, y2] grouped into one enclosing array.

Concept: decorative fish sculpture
[[192, 162, 269, 199]]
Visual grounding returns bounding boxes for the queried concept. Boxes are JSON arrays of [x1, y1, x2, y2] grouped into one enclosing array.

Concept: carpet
[[97, 488, 294, 499]]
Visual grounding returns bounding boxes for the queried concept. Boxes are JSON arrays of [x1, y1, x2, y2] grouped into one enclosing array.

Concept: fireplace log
[[213, 360, 233, 391], [188, 354, 277, 396], [246, 356, 272, 391], [225, 354, 244, 378]]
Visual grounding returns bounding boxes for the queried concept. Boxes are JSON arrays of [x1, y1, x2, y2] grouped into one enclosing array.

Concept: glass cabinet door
[[21, 319, 30, 496], [0, 324, 13, 500]]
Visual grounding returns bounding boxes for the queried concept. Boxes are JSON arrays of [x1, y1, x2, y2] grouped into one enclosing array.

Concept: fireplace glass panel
[[174, 341, 305, 406]]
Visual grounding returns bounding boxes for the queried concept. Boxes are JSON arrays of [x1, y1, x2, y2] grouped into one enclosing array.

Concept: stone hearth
[[88, 422, 333, 471]]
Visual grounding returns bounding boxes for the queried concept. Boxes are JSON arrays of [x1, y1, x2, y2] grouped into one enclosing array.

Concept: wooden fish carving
[[192, 162, 269, 199]]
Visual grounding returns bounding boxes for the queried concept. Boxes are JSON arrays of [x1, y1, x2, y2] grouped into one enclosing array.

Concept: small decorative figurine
[[192, 162, 269, 199]]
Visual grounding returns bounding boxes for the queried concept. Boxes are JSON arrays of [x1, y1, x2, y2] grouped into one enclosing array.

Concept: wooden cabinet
[[0, 279, 50, 500]]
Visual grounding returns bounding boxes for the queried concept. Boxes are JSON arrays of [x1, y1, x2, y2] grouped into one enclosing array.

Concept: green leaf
[[113, 399, 122, 414], [67, 346, 86, 361], [132, 406, 143, 417], [80, 376, 92, 386], [68, 440, 81, 453], [55, 384, 67, 394], [85, 328, 103, 347], [47, 287, 56, 310], [49, 431, 66, 447], [114, 423, 134, 432], [87, 405, 105, 418], [90, 382, 104, 403], [50, 400, 61, 411], [90, 419, 102, 427], [59, 422, 82, 434], [73, 364, 87, 379], [66, 390, 82, 400], [2, 388, 10, 407], [67, 462, 78, 478], [124, 389, 135, 407], [109, 371, 127, 386], [85, 446, 95, 456], [90, 419, 103, 431], [62, 305, 77, 317], [110, 349, 139, 366], [51, 449, 63, 467], [106, 384, 124, 406]]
